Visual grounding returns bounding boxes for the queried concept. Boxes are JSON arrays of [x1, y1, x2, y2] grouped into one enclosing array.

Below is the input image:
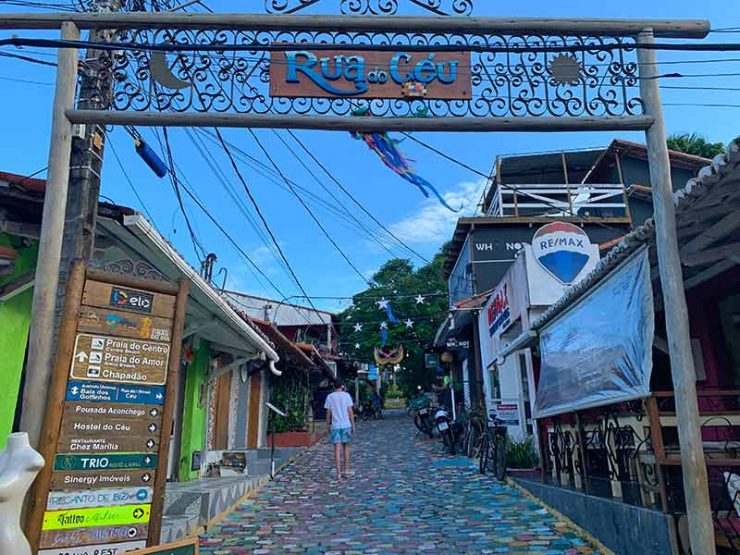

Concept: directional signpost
[[27, 266, 188, 555]]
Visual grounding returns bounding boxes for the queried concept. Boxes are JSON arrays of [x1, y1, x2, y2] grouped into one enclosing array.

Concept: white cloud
[[389, 180, 487, 244]]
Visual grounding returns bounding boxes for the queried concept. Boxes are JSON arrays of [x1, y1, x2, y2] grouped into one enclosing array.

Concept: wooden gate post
[[637, 28, 715, 554]]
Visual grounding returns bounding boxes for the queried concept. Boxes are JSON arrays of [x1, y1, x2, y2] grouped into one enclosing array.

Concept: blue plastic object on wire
[[135, 139, 168, 178]]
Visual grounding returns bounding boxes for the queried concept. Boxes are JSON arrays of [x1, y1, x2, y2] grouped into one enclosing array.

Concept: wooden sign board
[[270, 49, 471, 100], [70, 334, 170, 385], [131, 538, 199, 555], [78, 306, 173, 342], [41, 524, 149, 551], [28, 265, 188, 555]]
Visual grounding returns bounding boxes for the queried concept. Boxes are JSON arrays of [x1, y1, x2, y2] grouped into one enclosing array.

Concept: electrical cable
[[160, 126, 208, 261], [213, 127, 320, 312], [284, 129, 434, 265], [10, 36, 740, 55], [269, 129, 402, 260], [248, 128, 373, 288], [107, 135, 157, 223]]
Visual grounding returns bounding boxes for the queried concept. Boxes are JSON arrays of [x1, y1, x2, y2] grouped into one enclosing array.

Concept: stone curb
[[506, 477, 615, 555]]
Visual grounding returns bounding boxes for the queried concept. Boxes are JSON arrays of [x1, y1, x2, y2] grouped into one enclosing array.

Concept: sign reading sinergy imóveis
[[270, 49, 471, 99]]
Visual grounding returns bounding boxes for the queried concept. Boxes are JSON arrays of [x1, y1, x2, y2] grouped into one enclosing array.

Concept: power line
[[160, 126, 208, 261], [400, 132, 490, 180], [107, 135, 156, 223], [248, 128, 372, 287], [284, 129, 434, 265], [269, 129, 402, 261], [213, 127, 320, 311], [10, 36, 740, 55]]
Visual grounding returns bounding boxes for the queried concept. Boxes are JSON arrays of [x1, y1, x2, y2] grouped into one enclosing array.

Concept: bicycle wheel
[[493, 434, 508, 481], [478, 433, 489, 474], [442, 430, 455, 455], [466, 426, 478, 458]]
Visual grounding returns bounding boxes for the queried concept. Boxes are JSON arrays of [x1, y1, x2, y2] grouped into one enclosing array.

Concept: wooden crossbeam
[[681, 210, 740, 254], [682, 241, 740, 267]]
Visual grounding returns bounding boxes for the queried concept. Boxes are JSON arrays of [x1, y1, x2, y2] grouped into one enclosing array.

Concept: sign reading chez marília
[[270, 49, 471, 99]]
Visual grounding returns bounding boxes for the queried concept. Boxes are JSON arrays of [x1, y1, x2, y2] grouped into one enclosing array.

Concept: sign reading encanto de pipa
[[38, 275, 178, 555], [270, 49, 471, 99]]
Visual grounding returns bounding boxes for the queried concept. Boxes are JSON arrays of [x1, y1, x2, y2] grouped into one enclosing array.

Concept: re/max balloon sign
[[270, 49, 471, 99]]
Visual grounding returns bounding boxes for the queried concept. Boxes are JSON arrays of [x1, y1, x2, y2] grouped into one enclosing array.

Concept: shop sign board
[[42, 504, 152, 530], [495, 403, 521, 426], [54, 453, 158, 472], [40, 540, 147, 555], [40, 524, 149, 551], [487, 281, 511, 337], [47, 487, 154, 511], [70, 334, 170, 385], [270, 49, 471, 100], [50, 469, 154, 490], [531, 222, 596, 285], [82, 280, 176, 319], [78, 306, 173, 342]]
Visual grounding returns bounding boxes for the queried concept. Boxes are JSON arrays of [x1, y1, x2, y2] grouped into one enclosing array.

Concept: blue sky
[[1, 0, 739, 312]]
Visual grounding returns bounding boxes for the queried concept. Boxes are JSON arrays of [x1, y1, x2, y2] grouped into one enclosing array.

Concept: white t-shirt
[[324, 391, 354, 430]]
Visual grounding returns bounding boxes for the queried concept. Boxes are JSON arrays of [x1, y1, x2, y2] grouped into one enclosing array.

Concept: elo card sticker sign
[[39, 540, 147, 555], [532, 222, 593, 285], [110, 287, 154, 313]]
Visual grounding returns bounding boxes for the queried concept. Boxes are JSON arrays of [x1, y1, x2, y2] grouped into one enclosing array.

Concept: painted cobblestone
[[200, 411, 602, 554]]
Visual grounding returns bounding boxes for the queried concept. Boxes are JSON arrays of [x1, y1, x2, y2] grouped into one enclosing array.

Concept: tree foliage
[[338, 244, 450, 396], [666, 133, 726, 159]]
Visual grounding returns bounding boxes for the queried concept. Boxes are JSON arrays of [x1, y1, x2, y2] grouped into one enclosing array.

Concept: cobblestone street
[[200, 411, 602, 554]]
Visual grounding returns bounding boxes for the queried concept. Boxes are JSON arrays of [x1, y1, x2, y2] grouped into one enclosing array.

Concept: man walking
[[324, 380, 355, 480]]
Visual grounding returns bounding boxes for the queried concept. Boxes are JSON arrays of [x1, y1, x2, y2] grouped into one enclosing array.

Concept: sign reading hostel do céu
[[270, 49, 471, 99], [37, 275, 179, 554]]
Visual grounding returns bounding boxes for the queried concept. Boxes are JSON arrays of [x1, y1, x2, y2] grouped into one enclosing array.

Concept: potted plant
[[506, 436, 541, 479]]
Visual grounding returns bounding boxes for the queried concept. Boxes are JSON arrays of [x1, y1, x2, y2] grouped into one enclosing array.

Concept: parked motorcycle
[[434, 406, 463, 455], [361, 400, 383, 421], [408, 395, 436, 438]]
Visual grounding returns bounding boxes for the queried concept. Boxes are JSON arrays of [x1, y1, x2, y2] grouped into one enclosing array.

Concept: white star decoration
[[354, 343, 360, 350], [415, 294, 425, 305], [404, 319, 414, 329], [353, 323, 363, 332], [377, 298, 390, 310], [380, 321, 388, 330]]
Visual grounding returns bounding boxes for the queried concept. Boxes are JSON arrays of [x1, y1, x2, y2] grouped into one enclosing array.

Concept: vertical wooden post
[[615, 151, 633, 222], [20, 21, 80, 449], [575, 412, 591, 494], [561, 152, 574, 216], [638, 28, 714, 553], [148, 278, 190, 546], [24, 260, 86, 552]]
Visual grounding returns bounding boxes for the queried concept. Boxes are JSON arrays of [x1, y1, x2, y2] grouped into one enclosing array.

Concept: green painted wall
[[179, 339, 210, 481], [0, 234, 38, 449]]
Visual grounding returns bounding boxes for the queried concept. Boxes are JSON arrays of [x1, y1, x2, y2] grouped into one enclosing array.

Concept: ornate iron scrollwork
[[264, 0, 474, 15], [96, 258, 169, 282], [110, 30, 642, 119]]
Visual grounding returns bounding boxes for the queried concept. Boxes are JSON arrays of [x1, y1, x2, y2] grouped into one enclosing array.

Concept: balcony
[[487, 183, 630, 219]]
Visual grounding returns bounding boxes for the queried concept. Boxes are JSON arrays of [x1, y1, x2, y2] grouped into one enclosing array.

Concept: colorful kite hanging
[[351, 130, 460, 213]]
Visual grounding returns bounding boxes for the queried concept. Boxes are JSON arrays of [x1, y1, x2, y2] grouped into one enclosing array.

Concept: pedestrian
[[324, 379, 355, 480]]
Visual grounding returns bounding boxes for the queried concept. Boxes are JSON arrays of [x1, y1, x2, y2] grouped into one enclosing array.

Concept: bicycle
[[462, 405, 486, 459], [478, 413, 508, 481]]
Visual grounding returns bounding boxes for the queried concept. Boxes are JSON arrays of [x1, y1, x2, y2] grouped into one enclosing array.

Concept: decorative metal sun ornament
[[549, 54, 583, 85]]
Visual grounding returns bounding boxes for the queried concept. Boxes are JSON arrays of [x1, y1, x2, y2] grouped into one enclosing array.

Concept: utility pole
[[19, 0, 122, 447], [638, 29, 715, 553]]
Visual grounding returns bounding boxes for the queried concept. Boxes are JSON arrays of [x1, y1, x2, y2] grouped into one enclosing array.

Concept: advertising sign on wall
[[486, 281, 511, 337], [495, 403, 521, 426]]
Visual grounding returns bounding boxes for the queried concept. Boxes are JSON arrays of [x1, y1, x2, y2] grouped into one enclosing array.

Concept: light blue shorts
[[330, 427, 352, 444]]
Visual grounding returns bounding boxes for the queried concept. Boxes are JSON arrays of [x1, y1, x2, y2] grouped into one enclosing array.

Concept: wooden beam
[[0, 271, 34, 302], [0, 13, 710, 37], [681, 210, 740, 254], [682, 241, 740, 267], [0, 216, 41, 239], [67, 110, 656, 133], [683, 259, 736, 290]]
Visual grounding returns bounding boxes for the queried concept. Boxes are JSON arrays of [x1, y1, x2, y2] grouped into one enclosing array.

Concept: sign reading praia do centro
[[270, 49, 471, 99], [38, 277, 178, 554]]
